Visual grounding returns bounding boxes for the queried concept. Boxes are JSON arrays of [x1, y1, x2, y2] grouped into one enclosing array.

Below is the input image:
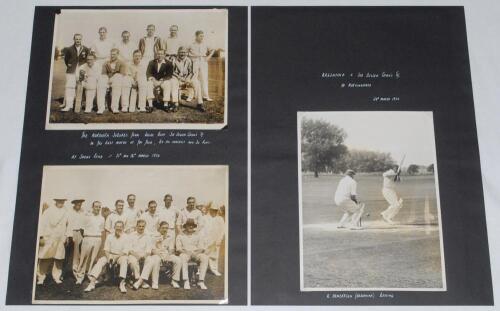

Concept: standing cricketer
[[380, 165, 404, 225], [61, 34, 89, 112], [139, 24, 162, 64], [188, 30, 215, 102], [334, 169, 365, 230]]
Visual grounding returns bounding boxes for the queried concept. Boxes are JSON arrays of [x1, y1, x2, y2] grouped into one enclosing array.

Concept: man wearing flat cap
[[334, 169, 365, 230], [176, 218, 209, 290], [66, 199, 86, 278], [36, 198, 71, 285]]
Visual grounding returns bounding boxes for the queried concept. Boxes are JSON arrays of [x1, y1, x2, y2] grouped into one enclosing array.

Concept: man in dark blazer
[[61, 33, 90, 112], [146, 49, 174, 111]]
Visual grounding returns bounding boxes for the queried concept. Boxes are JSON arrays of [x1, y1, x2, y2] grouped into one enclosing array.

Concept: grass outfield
[[48, 59, 225, 125], [301, 174, 445, 290]]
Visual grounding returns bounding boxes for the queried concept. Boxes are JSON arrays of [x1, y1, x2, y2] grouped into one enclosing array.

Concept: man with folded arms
[[97, 48, 127, 114], [127, 219, 154, 289], [85, 221, 129, 293], [134, 221, 183, 290], [172, 46, 205, 112], [146, 49, 174, 111], [76, 201, 104, 284], [124, 50, 148, 113], [176, 218, 209, 290]]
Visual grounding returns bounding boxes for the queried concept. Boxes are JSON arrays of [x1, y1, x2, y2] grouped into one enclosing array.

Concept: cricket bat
[[394, 154, 406, 181], [74, 82, 83, 113]]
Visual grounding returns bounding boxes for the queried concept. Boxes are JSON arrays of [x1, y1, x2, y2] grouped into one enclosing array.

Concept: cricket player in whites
[[380, 164, 404, 225], [334, 169, 365, 230]]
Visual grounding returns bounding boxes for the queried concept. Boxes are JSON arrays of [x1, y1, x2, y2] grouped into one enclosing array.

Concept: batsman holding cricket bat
[[380, 155, 405, 225]]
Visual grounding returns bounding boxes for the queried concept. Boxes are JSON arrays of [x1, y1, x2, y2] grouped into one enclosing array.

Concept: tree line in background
[[301, 118, 434, 177]]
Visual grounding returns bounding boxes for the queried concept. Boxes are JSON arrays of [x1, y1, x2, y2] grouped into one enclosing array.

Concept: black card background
[[251, 6, 493, 305], [6, 6, 247, 305]]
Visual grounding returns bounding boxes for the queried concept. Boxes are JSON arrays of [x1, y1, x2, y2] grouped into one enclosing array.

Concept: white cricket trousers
[[172, 77, 203, 104], [207, 244, 221, 272], [89, 255, 128, 280], [64, 73, 77, 109], [76, 236, 102, 281], [140, 254, 182, 286], [193, 59, 209, 98], [336, 199, 364, 227], [97, 74, 123, 113], [71, 230, 83, 272], [382, 188, 402, 220], [83, 75, 98, 113], [125, 77, 148, 112], [180, 253, 209, 281]]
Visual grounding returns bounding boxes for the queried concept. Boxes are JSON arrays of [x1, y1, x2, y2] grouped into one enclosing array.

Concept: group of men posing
[[36, 194, 225, 293], [334, 166, 404, 229], [60, 24, 216, 115]]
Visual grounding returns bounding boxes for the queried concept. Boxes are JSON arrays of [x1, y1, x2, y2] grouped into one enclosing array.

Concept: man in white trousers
[[61, 34, 89, 111], [98, 48, 127, 114], [145, 49, 174, 111], [123, 50, 148, 113], [37, 199, 71, 285], [84, 221, 129, 293], [133, 221, 183, 290], [66, 199, 86, 279], [172, 46, 205, 112], [127, 220, 154, 288], [203, 205, 225, 276], [380, 165, 404, 225], [79, 54, 100, 113], [176, 219, 209, 290], [188, 30, 215, 102], [334, 169, 365, 230], [76, 201, 104, 284]]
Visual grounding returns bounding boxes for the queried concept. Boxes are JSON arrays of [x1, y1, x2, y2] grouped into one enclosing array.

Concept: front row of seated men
[[37, 198, 225, 292], [65, 46, 206, 115]]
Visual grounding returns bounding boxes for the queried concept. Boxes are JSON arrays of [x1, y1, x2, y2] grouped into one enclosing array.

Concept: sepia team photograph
[[32, 165, 228, 304], [298, 111, 446, 291], [45, 9, 228, 130]]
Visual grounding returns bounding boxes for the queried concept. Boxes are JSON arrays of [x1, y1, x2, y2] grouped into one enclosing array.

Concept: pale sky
[[40, 165, 228, 213], [54, 9, 227, 50], [299, 111, 437, 166]]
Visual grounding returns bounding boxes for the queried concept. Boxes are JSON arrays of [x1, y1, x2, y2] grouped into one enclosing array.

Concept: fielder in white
[[123, 50, 148, 113], [66, 199, 85, 278], [127, 220, 154, 288], [84, 221, 129, 293], [79, 54, 101, 113], [90, 26, 115, 66], [105, 199, 128, 234], [176, 196, 203, 234], [98, 48, 127, 114], [176, 219, 209, 290], [140, 200, 160, 236], [334, 169, 365, 230], [36, 199, 71, 285], [202, 205, 225, 276], [188, 30, 215, 102], [75, 201, 105, 284], [133, 221, 183, 290], [380, 165, 404, 225]]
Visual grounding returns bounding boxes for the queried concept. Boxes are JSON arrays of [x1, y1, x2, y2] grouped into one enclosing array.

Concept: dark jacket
[[63, 45, 90, 74], [146, 59, 174, 81]]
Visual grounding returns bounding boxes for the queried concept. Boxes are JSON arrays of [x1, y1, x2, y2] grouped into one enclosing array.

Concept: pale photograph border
[[44, 9, 229, 131], [297, 111, 447, 292], [31, 165, 229, 304]]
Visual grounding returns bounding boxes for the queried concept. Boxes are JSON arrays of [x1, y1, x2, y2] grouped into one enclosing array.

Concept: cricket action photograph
[[45, 9, 228, 130], [298, 111, 446, 291], [32, 165, 228, 304]]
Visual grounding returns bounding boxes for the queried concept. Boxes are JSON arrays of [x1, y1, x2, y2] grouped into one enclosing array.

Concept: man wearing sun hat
[[176, 218, 209, 290], [334, 169, 365, 230], [36, 198, 71, 285]]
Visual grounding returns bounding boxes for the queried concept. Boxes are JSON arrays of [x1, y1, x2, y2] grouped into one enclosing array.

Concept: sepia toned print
[[298, 111, 446, 291], [33, 165, 228, 304], [45, 9, 228, 130]]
